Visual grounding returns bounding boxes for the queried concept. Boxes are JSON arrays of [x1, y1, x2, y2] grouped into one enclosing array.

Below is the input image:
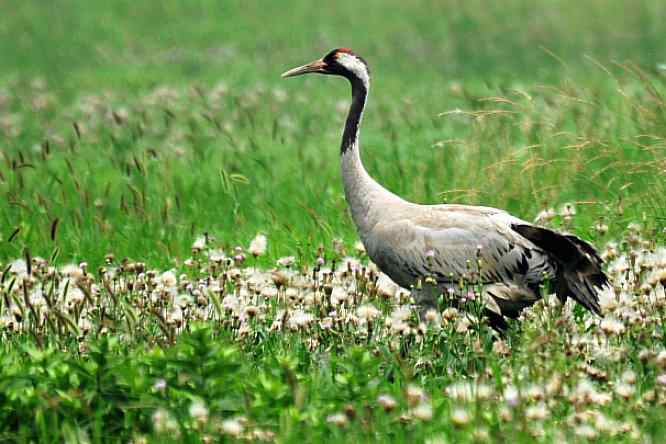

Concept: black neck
[[341, 77, 367, 154]]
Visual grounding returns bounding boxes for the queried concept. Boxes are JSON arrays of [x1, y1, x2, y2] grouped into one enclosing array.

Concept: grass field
[[1, 1, 666, 442]]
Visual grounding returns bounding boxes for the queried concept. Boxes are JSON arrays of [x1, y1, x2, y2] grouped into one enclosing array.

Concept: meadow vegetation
[[0, 0, 665, 442]]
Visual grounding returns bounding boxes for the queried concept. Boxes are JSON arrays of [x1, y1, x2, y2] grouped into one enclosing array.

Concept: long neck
[[340, 77, 404, 235]]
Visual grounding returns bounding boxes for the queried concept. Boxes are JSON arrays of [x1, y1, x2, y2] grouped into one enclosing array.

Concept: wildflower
[[621, 370, 636, 385], [406, 385, 427, 406], [424, 309, 441, 326], [656, 374, 666, 386], [598, 287, 618, 314], [498, 407, 513, 422], [525, 402, 548, 420], [455, 317, 471, 333], [655, 350, 666, 369], [545, 373, 562, 396], [208, 249, 226, 263], [357, 304, 381, 321], [411, 402, 433, 421], [600, 317, 625, 335], [627, 222, 642, 233], [391, 306, 412, 322], [166, 306, 183, 325], [533, 208, 556, 224], [326, 413, 348, 427], [153, 379, 167, 392], [192, 236, 206, 253], [574, 424, 598, 439], [354, 241, 366, 254], [593, 221, 609, 235], [559, 202, 576, 218], [244, 305, 259, 318], [189, 399, 209, 425], [78, 318, 92, 334], [377, 394, 397, 412], [503, 385, 520, 407], [492, 339, 510, 356], [442, 307, 459, 321], [61, 263, 84, 280], [152, 408, 178, 434], [221, 418, 244, 437], [331, 287, 349, 306], [450, 408, 470, 426], [376, 274, 400, 298], [159, 270, 178, 288], [614, 382, 634, 399], [248, 234, 267, 257], [65, 287, 85, 306], [288, 309, 314, 330], [443, 382, 470, 402], [276, 256, 295, 267]]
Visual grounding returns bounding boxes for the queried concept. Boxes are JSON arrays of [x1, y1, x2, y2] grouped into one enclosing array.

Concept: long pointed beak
[[281, 59, 327, 78]]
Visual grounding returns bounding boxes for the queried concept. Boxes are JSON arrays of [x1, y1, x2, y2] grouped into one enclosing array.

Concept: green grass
[[0, 0, 666, 442]]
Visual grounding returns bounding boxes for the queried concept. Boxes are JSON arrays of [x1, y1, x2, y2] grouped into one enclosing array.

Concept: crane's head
[[281, 48, 369, 87]]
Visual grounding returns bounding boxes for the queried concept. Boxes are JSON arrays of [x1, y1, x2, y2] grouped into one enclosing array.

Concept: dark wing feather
[[511, 224, 608, 314]]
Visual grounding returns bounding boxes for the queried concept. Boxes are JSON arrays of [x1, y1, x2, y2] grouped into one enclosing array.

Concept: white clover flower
[[405, 385, 427, 406], [574, 424, 598, 439], [78, 318, 92, 334], [525, 402, 548, 420], [288, 309, 314, 330], [450, 408, 470, 426], [8, 259, 28, 276], [391, 306, 412, 322], [376, 273, 400, 299], [615, 382, 634, 399], [189, 399, 209, 424], [445, 382, 474, 402], [61, 263, 84, 279], [533, 208, 556, 224], [248, 234, 267, 257], [411, 402, 433, 421], [160, 270, 177, 288], [276, 256, 295, 267], [656, 350, 666, 368], [65, 287, 85, 306], [330, 287, 349, 306], [559, 202, 576, 217], [442, 307, 459, 321], [153, 379, 167, 392], [357, 304, 381, 321], [353, 241, 366, 254], [166, 306, 183, 324], [455, 317, 471, 333], [600, 317, 625, 335], [326, 413, 348, 427], [152, 408, 178, 434], [656, 374, 666, 386], [192, 236, 206, 252], [377, 394, 397, 411], [598, 286, 618, 314], [221, 418, 244, 436], [208, 249, 226, 263], [502, 385, 519, 407], [424, 309, 441, 327]]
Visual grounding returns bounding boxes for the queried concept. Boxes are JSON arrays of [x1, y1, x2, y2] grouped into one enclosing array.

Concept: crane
[[282, 48, 608, 328]]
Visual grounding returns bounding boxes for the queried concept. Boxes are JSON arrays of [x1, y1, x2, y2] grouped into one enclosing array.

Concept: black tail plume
[[511, 224, 609, 315]]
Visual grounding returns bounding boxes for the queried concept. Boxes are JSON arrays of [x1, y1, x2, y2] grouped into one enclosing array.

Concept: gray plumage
[[283, 48, 608, 327]]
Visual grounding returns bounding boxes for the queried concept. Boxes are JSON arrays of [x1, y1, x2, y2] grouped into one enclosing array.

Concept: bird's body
[[283, 48, 608, 326]]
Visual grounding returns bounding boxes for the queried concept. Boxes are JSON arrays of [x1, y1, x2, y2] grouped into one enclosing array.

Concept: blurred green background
[[2, 0, 664, 91], [0, 0, 664, 267]]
